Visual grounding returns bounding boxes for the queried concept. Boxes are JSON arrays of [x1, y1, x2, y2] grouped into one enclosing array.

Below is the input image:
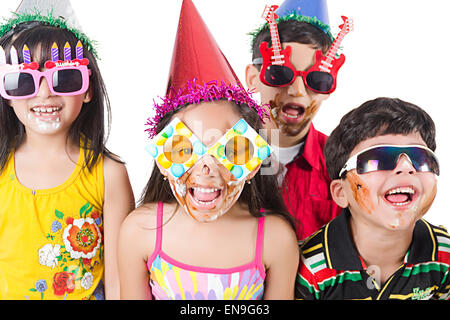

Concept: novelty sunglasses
[[254, 53, 337, 94], [254, 10, 352, 94], [338, 145, 440, 178], [146, 118, 272, 181], [0, 61, 91, 100]]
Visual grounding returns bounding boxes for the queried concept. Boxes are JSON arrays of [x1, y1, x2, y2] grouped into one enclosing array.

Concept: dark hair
[[251, 20, 332, 68], [140, 100, 296, 230], [0, 21, 118, 173], [324, 97, 437, 180]]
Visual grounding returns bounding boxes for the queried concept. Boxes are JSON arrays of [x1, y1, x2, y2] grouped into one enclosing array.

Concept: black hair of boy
[[251, 20, 332, 69], [324, 97, 436, 181]]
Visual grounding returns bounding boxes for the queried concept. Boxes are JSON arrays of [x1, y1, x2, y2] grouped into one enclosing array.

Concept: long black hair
[[0, 21, 118, 173], [140, 101, 296, 230]]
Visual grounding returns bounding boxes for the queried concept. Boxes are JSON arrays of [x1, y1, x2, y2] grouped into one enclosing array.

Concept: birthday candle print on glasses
[[0, 41, 91, 100], [146, 118, 272, 181]]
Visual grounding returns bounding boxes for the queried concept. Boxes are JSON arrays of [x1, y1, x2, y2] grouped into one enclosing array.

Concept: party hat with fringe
[[146, 0, 268, 138]]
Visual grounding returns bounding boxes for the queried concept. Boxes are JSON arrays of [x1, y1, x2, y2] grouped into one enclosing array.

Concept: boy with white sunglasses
[[296, 97, 449, 300]]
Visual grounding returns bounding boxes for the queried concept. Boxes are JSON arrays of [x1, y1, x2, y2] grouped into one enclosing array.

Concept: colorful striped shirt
[[296, 209, 450, 300], [147, 202, 266, 300]]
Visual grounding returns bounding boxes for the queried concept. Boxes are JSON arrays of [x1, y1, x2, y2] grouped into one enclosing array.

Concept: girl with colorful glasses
[[118, 0, 298, 300], [0, 9, 134, 299]]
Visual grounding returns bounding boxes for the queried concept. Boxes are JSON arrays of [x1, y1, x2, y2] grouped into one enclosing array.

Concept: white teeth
[[284, 113, 299, 119], [192, 187, 221, 193], [196, 199, 214, 205], [31, 107, 61, 113], [392, 201, 411, 206], [387, 187, 415, 195]]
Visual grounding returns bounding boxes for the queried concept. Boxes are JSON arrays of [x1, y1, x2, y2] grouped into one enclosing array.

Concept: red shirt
[[281, 123, 341, 240]]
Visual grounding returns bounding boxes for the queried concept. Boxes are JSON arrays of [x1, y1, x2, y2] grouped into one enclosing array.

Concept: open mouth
[[280, 103, 305, 123], [189, 186, 223, 209], [384, 186, 418, 207]]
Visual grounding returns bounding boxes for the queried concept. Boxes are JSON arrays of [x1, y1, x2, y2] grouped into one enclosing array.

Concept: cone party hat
[[249, 0, 333, 46], [146, 0, 268, 138], [166, 0, 238, 97], [276, 0, 330, 27], [0, 0, 96, 56], [15, 0, 83, 31]]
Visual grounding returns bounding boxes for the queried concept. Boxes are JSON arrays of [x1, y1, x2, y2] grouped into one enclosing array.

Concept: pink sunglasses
[[0, 59, 91, 100]]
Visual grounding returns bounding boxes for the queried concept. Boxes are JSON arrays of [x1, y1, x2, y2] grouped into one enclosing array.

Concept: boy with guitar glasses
[[246, 0, 352, 240]]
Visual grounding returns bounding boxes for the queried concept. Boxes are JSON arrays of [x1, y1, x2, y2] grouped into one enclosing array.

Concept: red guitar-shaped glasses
[[258, 5, 353, 94]]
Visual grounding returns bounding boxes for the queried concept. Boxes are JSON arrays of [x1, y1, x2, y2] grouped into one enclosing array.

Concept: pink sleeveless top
[[147, 202, 266, 300]]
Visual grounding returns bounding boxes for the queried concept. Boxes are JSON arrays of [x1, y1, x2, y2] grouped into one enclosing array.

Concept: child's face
[[334, 132, 437, 231], [7, 83, 89, 136], [246, 42, 330, 140], [157, 101, 260, 222], [5, 50, 91, 136]]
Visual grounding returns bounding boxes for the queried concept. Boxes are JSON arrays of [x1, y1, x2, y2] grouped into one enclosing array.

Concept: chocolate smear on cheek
[[168, 175, 195, 218], [347, 172, 375, 214], [296, 100, 319, 132], [285, 100, 320, 137], [269, 93, 282, 126]]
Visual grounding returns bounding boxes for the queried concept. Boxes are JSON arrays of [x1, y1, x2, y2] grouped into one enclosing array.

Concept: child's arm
[[118, 207, 154, 299], [103, 157, 135, 299], [262, 215, 299, 300]]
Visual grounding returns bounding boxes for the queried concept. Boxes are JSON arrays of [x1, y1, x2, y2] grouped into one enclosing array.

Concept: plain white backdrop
[[1, 0, 449, 228]]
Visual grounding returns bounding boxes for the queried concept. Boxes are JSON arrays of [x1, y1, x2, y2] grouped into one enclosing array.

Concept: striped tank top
[[147, 202, 266, 300]]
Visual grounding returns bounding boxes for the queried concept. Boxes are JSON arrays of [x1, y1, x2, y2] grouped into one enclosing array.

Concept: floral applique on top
[[0, 149, 105, 300], [30, 202, 104, 300]]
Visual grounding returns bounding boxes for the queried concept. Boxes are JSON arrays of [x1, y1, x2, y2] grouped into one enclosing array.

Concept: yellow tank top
[[0, 148, 104, 300]]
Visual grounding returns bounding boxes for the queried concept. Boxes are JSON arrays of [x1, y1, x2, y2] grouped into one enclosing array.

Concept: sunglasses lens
[[356, 146, 439, 175], [408, 148, 440, 175], [163, 135, 193, 164], [4, 72, 35, 97], [264, 65, 294, 86], [357, 147, 395, 174], [52, 69, 83, 93], [306, 71, 333, 93], [224, 136, 254, 165]]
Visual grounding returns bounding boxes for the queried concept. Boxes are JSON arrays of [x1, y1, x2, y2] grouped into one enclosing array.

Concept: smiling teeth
[[32, 107, 61, 113], [192, 187, 221, 193], [392, 201, 410, 206], [387, 187, 415, 195]]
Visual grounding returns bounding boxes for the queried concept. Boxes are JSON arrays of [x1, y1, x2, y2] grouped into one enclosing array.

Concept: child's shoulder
[[103, 154, 128, 177], [120, 202, 178, 260], [122, 202, 177, 231], [263, 214, 296, 236], [263, 214, 299, 253]]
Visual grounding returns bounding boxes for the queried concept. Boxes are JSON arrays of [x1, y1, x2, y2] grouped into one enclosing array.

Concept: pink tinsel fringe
[[145, 79, 269, 138]]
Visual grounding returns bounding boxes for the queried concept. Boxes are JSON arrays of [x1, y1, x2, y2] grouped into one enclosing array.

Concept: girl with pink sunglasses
[[0, 7, 134, 299]]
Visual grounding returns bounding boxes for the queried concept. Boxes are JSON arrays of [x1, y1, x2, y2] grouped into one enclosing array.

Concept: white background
[[1, 0, 449, 228]]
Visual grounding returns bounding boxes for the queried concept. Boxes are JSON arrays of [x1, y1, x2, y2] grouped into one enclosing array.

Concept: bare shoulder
[[120, 202, 178, 241], [103, 155, 130, 181], [121, 203, 159, 232], [119, 203, 161, 261], [263, 214, 299, 264], [263, 215, 297, 243]]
